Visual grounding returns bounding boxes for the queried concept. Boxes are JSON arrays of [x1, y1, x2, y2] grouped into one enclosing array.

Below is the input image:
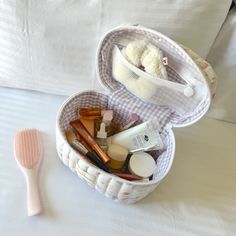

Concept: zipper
[[113, 45, 195, 97]]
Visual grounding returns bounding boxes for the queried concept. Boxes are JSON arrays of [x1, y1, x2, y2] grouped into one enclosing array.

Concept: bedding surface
[[207, 6, 236, 123], [0, 87, 235, 236], [0, 0, 231, 96]]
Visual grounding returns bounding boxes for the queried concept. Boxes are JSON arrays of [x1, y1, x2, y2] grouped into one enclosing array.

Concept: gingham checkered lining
[[112, 45, 203, 115], [59, 92, 108, 131], [108, 88, 173, 131], [58, 91, 174, 182], [153, 128, 173, 180], [97, 28, 211, 126], [57, 27, 214, 188]]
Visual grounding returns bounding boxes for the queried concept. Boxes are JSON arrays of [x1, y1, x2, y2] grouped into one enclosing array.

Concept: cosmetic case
[[56, 25, 216, 204]]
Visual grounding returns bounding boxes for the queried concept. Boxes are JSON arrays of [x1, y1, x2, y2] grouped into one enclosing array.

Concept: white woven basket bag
[[56, 25, 216, 204]]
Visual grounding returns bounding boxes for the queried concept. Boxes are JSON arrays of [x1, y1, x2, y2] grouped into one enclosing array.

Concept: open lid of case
[[96, 25, 217, 128]]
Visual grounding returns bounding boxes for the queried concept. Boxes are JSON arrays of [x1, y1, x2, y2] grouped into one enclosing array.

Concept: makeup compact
[[128, 152, 156, 178], [56, 25, 216, 203]]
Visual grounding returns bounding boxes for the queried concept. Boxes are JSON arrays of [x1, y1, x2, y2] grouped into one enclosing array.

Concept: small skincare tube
[[107, 118, 164, 152]]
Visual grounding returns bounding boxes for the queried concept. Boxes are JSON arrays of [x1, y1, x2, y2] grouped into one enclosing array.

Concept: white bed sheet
[[0, 87, 235, 236], [207, 7, 236, 123], [0, 0, 232, 96]]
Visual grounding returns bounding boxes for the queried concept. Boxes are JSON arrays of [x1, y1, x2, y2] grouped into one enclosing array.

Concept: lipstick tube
[[113, 173, 142, 181], [70, 119, 110, 163]]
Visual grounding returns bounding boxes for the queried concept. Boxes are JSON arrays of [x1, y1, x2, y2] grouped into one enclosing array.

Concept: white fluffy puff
[[124, 40, 147, 67], [123, 40, 167, 79], [112, 41, 168, 102], [123, 76, 158, 101], [112, 48, 133, 83], [140, 44, 167, 79]]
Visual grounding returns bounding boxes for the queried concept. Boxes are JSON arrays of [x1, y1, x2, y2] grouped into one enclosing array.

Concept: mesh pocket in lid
[[96, 25, 216, 127]]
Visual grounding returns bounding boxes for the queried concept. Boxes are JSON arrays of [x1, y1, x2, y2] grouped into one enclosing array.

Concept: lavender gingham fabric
[[96, 27, 212, 127], [59, 91, 108, 132], [58, 90, 174, 183], [56, 26, 213, 199]]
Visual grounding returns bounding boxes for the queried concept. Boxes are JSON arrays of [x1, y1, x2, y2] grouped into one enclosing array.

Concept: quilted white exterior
[[56, 90, 175, 204], [56, 124, 166, 204], [56, 26, 216, 203]]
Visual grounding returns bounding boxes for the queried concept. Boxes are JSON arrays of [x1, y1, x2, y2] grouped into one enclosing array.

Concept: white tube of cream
[[107, 118, 164, 152]]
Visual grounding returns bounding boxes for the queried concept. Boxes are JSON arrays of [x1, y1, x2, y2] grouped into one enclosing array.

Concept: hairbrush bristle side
[[14, 129, 43, 169]]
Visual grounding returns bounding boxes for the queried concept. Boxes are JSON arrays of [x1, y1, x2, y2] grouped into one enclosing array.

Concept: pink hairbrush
[[14, 129, 43, 216]]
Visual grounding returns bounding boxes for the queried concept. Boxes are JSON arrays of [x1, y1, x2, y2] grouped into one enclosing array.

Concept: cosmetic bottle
[[107, 143, 129, 169], [128, 152, 156, 178], [70, 120, 110, 163], [96, 122, 108, 152], [102, 110, 113, 126], [79, 107, 101, 117], [102, 110, 114, 136]]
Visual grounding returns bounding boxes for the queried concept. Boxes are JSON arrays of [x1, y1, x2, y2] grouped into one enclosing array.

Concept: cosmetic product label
[[108, 118, 164, 152], [130, 129, 163, 152]]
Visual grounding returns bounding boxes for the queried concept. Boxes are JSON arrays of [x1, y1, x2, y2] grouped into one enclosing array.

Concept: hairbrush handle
[[24, 168, 42, 216]]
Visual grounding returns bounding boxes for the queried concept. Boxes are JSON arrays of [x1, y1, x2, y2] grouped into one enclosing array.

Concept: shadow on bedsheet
[[136, 118, 236, 231]]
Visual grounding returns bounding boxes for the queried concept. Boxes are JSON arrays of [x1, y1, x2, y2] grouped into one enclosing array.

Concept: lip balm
[[128, 152, 156, 178], [96, 122, 108, 152]]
